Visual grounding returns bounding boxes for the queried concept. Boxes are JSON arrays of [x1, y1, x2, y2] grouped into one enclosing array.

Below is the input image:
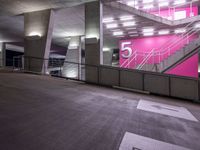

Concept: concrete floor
[[0, 71, 200, 150]]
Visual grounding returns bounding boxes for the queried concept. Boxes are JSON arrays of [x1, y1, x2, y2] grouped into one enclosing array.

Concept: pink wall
[[120, 34, 197, 65], [120, 34, 198, 78], [119, 6, 199, 78], [166, 54, 198, 78]]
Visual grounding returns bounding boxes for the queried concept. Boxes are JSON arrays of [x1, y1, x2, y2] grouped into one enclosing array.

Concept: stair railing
[[137, 19, 199, 70], [120, 51, 137, 68]]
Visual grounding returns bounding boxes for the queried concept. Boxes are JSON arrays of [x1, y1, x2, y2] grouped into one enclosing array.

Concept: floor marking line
[[119, 132, 191, 150], [137, 100, 198, 122]]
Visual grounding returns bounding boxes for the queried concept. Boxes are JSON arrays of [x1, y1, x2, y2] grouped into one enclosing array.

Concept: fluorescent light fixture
[[174, 11, 186, 20], [143, 4, 154, 9], [29, 32, 42, 37], [159, 2, 169, 7], [142, 27, 154, 33], [174, 0, 186, 5], [135, 6, 139, 9], [103, 17, 114, 23], [113, 31, 123, 36], [123, 21, 136, 27], [194, 23, 200, 28], [106, 23, 118, 29], [175, 28, 186, 33], [158, 30, 170, 35], [143, 32, 154, 36], [103, 47, 110, 51], [127, 1, 138, 6], [143, 0, 154, 3], [120, 15, 134, 21]]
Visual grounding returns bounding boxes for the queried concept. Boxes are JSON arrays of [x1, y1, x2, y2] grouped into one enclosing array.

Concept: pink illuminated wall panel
[[166, 54, 199, 78]]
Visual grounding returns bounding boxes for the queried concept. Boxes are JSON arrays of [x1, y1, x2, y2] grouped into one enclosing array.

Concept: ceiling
[[0, 0, 199, 49], [0, 0, 96, 16]]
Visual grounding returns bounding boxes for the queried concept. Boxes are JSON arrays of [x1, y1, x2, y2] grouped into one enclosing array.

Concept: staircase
[[105, 1, 200, 26], [140, 36, 200, 73], [160, 37, 200, 73]]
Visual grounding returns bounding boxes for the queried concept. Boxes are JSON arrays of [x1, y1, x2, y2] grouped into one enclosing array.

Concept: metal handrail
[[120, 51, 137, 67], [137, 49, 155, 69], [137, 21, 199, 69], [124, 53, 137, 68], [138, 29, 197, 70], [161, 29, 200, 56]]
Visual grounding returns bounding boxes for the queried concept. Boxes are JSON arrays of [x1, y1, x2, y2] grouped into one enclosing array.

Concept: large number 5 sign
[[121, 41, 133, 59]]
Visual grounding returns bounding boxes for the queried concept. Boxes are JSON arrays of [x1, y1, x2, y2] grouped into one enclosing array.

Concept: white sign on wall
[[121, 41, 133, 59]]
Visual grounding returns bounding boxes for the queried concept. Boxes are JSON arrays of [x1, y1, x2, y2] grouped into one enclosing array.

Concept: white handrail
[[124, 53, 137, 68], [137, 49, 155, 69], [160, 28, 200, 56], [137, 21, 199, 70], [139, 28, 199, 71], [120, 51, 137, 68]]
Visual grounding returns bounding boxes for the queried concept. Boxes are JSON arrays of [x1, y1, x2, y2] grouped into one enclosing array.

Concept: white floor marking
[[119, 132, 191, 150], [137, 100, 198, 122]]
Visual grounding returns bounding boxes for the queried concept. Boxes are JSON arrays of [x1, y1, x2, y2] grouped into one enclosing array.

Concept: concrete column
[[0, 43, 6, 67], [198, 52, 200, 74], [24, 9, 55, 73], [0, 43, 3, 67], [103, 50, 113, 65], [85, 0, 103, 83], [62, 36, 81, 79]]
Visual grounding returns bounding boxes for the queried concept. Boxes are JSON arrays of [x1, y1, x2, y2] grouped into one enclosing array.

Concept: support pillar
[[103, 50, 113, 65], [85, 1, 103, 83], [24, 9, 55, 73], [62, 36, 81, 79], [0, 43, 6, 67]]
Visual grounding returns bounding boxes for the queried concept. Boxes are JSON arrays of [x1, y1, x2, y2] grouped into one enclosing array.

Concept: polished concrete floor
[[0, 71, 200, 150]]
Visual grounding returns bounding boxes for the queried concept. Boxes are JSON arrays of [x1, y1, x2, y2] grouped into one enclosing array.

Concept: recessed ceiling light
[[106, 23, 118, 29], [123, 21, 136, 27], [143, 0, 154, 4], [113, 31, 123, 36], [159, 2, 169, 7], [158, 30, 170, 35], [174, 0, 186, 5], [120, 15, 134, 21], [143, 27, 154, 33], [174, 28, 186, 33], [103, 17, 114, 23], [103, 48, 110, 51], [143, 4, 154, 9], [127, 1, 138, 6], [194, 23, 200, 28], [143, 32, 154, 36], [29, 32, 42, 37]]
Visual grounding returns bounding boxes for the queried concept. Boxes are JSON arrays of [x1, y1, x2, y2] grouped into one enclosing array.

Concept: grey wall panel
[[120, 70, 143, 90], [99, 67, 119, 86], [103, 50, 113, 65], [85, 66, 99, 84], [144, 74, 170, 96], [170, 77, 199, 101], [198, 80, 200, 102]]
